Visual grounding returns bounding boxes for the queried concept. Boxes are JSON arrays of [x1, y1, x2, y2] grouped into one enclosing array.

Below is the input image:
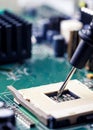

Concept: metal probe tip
[[57, 67, 76, 100]]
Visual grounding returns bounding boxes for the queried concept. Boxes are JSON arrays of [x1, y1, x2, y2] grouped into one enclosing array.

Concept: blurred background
[[0, 0, 93, 15]]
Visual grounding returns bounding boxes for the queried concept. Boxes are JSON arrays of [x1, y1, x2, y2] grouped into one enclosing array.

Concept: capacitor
[[0, 108, 16, 130], [60, 19, 83, 60], [46, 30, 59, 43], [34, 32, 43, 43], [38, 19, 50, 40], [49, 15, 70, 32], [53, 35, 66, 57]]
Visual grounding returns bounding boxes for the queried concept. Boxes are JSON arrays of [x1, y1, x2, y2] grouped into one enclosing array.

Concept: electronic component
[[0, 10, 32, 64], [53, 34, 66, 57], [33, 32, 43, 43], [0, 108, 16, 130], [49, 16, 70, 32], [86, 54, 93, 71], [60, 19, 82, 42], [46, 30, 59, 43], [86, 73, 93, 79], [0, 101, 5, 108], [34, 15, 69, 43], [37, 19, 50, 40], [82, 78, 93, 89], [7, 105, 35, 128], [8, 80, 93, 129], [80, 7, 93, 25], [47, 89, 79, 102], [60, 19, 82, 59], [33, 19, 50, 43]]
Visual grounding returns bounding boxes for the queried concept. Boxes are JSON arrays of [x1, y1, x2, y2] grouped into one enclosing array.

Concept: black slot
[[46, 90, 79, 102]]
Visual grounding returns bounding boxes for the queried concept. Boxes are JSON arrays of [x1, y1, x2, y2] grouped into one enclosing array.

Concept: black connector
[[0, 10, 32, 64]]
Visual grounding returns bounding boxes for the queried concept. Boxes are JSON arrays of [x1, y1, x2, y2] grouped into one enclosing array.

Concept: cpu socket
[[8, 80, 93, 129]]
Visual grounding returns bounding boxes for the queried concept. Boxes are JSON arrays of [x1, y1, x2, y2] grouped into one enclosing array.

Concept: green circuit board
[[0, 6, 93, 130], [0, 43, 92, 130]]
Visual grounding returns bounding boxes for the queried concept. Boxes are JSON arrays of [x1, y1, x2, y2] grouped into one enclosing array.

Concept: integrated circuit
[[8, 80, 93, 129]]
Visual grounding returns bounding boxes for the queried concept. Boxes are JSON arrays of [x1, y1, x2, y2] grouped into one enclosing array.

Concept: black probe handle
[[70, 39, 93, 69], [70, 19, 93, 69]]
